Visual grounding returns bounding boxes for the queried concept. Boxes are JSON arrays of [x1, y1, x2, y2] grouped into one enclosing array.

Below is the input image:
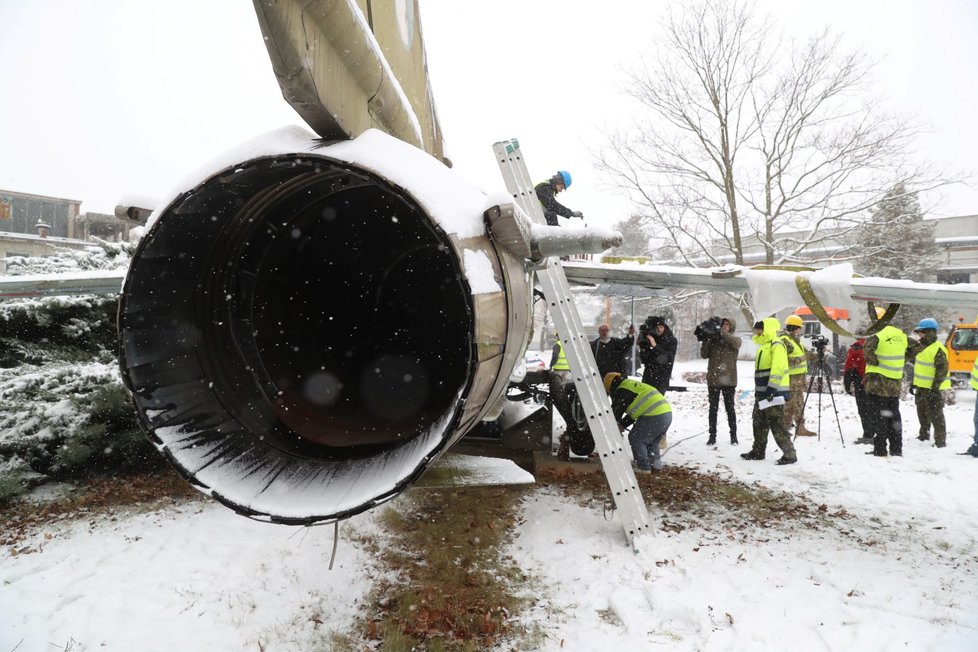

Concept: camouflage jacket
[[863, 332, 905, 397]]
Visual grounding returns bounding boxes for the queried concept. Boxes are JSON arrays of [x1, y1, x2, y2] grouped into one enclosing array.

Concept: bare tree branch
[[597, 0, 963, 273]]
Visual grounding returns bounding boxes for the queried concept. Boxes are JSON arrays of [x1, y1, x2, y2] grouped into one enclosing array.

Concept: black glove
[[571, 210, 584, 218]]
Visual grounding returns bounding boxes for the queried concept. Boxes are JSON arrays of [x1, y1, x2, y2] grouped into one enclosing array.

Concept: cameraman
[[699, 317, 741, 446], [639, 316, 677, 394]]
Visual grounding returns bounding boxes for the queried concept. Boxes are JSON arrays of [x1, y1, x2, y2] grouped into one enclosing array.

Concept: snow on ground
[[509, 360, 978, 650], [3, 360, 978, 651], [0, 502, 385, 651]]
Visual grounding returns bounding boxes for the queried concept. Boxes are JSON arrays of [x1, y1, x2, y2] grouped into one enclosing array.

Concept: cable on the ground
[[661, 429, 709, 456]]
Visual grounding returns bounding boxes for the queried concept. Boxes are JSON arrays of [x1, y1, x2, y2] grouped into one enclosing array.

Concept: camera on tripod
[[810, 334, 829, 351], [694, 316, 723, 342]]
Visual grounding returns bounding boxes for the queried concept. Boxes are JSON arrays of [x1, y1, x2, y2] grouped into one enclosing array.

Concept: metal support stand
[[798, 346, 846, 446], [493, 138, 653, 547]]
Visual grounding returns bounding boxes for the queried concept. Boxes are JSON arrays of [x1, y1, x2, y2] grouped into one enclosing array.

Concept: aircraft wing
[[563, 260, 978, 310], [4, 260, 975, 310]]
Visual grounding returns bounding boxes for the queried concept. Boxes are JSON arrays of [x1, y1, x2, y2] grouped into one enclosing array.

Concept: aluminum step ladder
[[492, 138, 653, 548]]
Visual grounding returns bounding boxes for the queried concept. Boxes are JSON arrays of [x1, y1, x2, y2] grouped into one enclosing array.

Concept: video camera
[[694, 316, 723, 343], [637, 315, 666, 349], [810, 334, 830, 351]]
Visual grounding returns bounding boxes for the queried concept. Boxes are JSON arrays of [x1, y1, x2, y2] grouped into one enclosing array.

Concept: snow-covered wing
[[563, 261, 978, 311]]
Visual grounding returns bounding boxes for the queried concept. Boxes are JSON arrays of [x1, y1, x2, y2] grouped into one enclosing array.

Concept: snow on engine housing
[[117, 127, 535, 525]]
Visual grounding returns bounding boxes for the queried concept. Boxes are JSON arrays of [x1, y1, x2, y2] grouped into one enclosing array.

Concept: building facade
[[0, 189, 79, 238], [933, 214, 978, 284], [0, 189, 139, 274]]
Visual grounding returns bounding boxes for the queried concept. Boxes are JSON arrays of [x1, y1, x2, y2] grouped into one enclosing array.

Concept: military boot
[[795, 422, 817, 437]]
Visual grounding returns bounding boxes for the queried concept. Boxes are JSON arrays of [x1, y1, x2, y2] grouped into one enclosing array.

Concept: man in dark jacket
[[844, 338, 873, 444], [639, 316, 677, 394], [591, 323, 636, 378], [535, 171, 582, 226], [700, 317, 741, 446]]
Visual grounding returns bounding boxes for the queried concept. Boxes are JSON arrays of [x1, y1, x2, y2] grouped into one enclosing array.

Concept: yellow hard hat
[[874, 306, 886, 319], [785, 315, 804, 328], [603, 372, 621, 393]]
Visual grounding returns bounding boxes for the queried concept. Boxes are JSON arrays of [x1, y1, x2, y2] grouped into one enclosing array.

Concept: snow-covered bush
[[0, 240, 161, 501], [4, 238, 134, 276]]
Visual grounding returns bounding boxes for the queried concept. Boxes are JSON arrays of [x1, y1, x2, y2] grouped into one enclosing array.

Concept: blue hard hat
[[915, 318, 939, 331], [558, 170, 572, 188]]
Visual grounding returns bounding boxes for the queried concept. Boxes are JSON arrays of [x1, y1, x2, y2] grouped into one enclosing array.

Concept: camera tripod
[[797, 345, 846, 446]]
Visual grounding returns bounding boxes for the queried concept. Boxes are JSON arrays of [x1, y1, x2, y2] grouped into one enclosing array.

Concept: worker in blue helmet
[[906, 317, 950, 448], [535, 170, 583, 226]]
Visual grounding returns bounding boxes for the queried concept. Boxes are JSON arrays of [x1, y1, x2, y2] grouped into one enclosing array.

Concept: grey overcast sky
[[0, 0, 975, 225]]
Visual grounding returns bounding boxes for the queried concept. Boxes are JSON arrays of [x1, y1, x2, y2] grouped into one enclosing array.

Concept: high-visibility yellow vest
[[552, 341, 570, 371], [780, 334, 808, 376], [619, 378, 672, 419], [912, 341, 951, 390], [754, 340, 790, 394], [971, 357, 978, 391], [865, 326, 907, 379]]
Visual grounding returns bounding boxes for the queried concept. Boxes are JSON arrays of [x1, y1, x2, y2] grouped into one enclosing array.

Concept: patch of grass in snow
[[350, 485, 541, 651], [537, 464, 842, 534], [0, 468, 200, 552]]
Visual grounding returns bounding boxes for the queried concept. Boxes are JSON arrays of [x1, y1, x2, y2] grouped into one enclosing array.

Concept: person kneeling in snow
[[603, 373, 672, 474]]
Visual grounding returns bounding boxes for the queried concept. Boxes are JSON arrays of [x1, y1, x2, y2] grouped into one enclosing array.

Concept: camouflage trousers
[[750, 402, 797, 460], [915, 388, 946, 445], [783, 374, 808, 428]]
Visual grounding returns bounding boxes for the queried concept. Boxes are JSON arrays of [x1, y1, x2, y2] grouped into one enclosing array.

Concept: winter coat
[[752, 317, 790, 399], [535, 180, 575, 226], [699, 318, 741, 387], [843, 338, 867, 394], [591, 335, 634, 378], [640, 321, 677, 391]]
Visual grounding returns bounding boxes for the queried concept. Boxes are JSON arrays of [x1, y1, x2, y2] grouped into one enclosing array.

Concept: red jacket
[[844, 339, 867, 377], [843, 338, 866, 394]]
